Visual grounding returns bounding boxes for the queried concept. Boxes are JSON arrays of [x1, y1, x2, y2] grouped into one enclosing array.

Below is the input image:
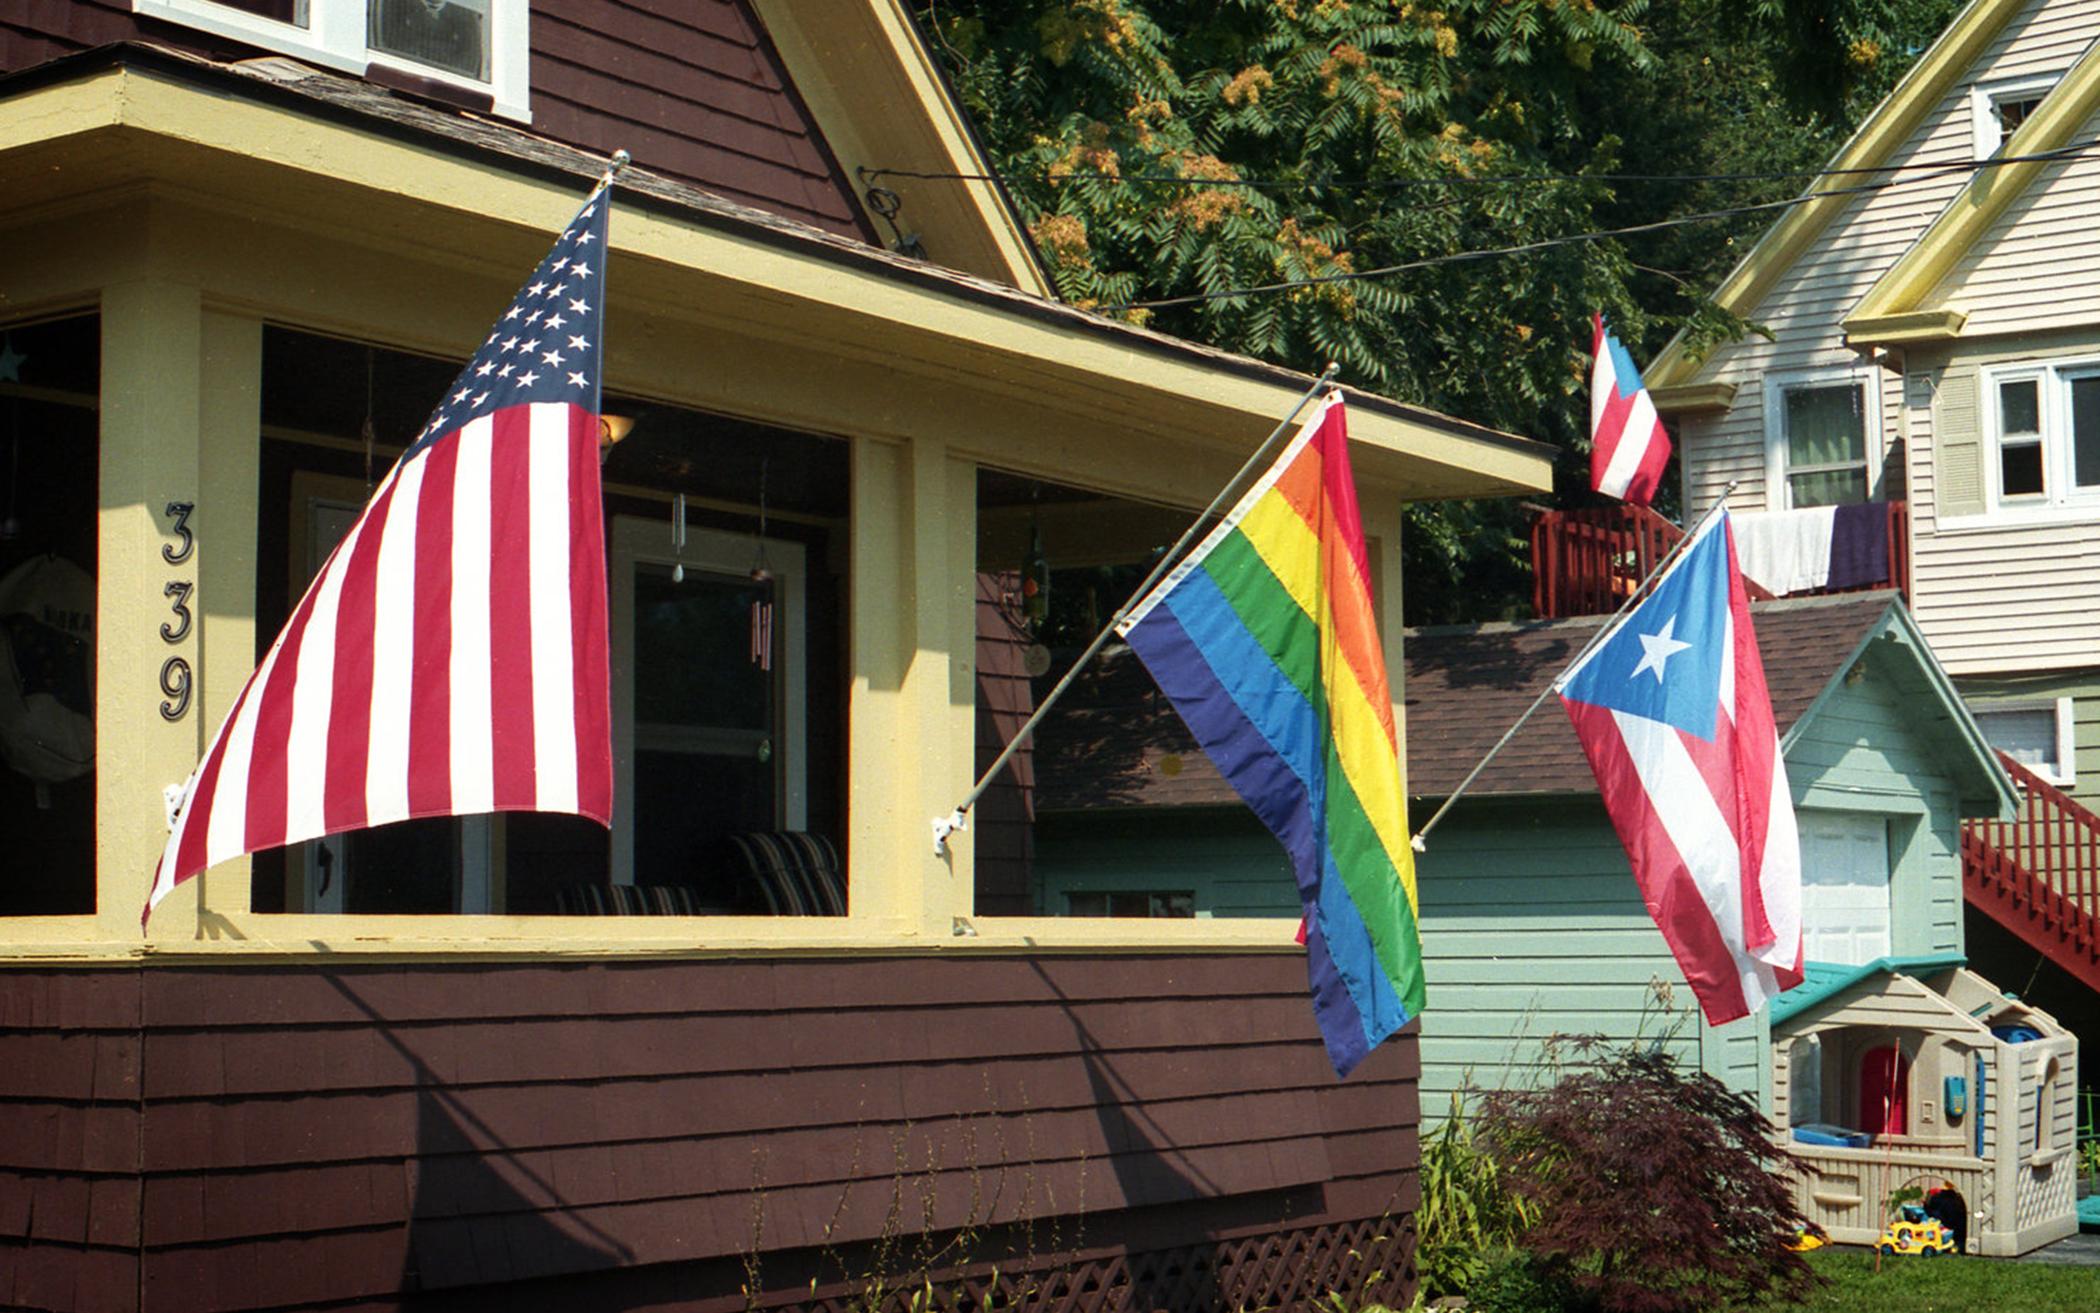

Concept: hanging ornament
[[1021, 519, 1050, 632], [670, 492, 687, 583], [1020, 499, 1052, 674]]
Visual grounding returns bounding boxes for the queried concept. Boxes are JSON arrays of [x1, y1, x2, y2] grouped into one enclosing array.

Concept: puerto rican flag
[[144, 181, 616, 925], [1555, 511, 1802, 1024], [1590, 313, 1671, 505]]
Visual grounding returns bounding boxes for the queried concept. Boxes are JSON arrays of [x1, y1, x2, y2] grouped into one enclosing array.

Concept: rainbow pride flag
[[1117, 393, 1423, 1077]]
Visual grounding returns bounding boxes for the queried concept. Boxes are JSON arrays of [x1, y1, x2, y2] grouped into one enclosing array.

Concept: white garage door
[[1799, 810, 1891, 966]]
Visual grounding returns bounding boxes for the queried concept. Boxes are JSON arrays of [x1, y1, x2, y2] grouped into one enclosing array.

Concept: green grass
[[1772, 1247, 2097, 1312]]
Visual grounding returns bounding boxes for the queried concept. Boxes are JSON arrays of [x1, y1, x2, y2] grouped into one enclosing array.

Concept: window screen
[[369, 0, 489, 80], [1783, 382, 1868, 507], [1972, 706, 2062, 778]]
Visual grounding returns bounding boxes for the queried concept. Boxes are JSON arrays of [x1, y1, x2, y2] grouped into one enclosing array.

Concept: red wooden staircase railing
[[1962, 750, 2100, 994]]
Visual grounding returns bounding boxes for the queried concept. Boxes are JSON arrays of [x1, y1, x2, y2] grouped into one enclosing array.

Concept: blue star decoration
[[0, 337, 25, 383], [1558, 521, 1732, 741], [404, 187, 610, 460]]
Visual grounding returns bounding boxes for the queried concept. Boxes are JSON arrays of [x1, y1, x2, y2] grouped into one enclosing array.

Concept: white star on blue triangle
[[406, 187, 609, 459], [1559, 518, 1732, 740]]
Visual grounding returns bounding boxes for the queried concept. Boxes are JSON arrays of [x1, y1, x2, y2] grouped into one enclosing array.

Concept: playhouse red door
[[1860, 1045, 1909, 1135]]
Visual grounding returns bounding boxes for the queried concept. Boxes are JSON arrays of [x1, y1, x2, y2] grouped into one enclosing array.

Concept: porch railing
[[1530, 500, 1908, 620], [1530, 502, 1684, 620], [1961, 750, 2100, 993]]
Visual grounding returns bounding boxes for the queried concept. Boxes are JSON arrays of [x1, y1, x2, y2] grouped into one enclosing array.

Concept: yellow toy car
[[1877, 1206, 1957, 1257]]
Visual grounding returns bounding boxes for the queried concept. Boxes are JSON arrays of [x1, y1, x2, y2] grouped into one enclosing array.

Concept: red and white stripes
[[145, 401, 611, 921], [1590, 313, 1673, 506]]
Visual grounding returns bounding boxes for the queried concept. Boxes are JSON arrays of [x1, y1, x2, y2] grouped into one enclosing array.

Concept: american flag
[[144, 181, 617, 924]]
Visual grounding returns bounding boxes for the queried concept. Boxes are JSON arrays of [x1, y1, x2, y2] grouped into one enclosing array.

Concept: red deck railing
[[1530, 500, 1909, 620], [1962, 750, 2100, 994], [1530, 503, 1684, 620]]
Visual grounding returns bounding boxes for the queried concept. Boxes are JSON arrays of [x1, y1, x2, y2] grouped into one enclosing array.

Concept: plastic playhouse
[[1771, 955, 2080, 1257]]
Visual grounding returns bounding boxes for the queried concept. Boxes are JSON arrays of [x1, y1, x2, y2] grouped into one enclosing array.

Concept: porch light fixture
[[598, 412, 636, 450]]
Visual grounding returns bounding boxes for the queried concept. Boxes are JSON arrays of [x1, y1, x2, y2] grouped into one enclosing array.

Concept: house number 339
[[159, 501, 195, 722]]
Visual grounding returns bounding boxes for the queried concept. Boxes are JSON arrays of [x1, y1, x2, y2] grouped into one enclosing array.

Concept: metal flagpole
[[1408, 481, 1740, 851], [932, 361, 1343, 854]]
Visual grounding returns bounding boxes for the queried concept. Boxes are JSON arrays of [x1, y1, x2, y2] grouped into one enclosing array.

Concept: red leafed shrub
[[1477, 1041, 1816, 1313]]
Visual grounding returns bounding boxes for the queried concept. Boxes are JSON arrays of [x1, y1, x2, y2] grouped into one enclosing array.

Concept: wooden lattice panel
[[768, 1217, 1414, 1313]]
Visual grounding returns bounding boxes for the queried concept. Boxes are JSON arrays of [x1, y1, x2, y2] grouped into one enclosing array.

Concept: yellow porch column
[[847, 432, 975, 939], [102, 281, 261, 939]]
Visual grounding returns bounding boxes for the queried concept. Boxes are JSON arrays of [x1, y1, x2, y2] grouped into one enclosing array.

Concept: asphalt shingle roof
[[1035, 590, 1900, 811]]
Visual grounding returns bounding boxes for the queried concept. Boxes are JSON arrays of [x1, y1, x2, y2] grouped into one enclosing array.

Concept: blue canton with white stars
[[408, 185, 610, 459], [1558, 515, 1732, 741]]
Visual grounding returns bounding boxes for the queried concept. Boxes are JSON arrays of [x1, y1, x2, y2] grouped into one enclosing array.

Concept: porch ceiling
[[0, 46, 1554, 508]]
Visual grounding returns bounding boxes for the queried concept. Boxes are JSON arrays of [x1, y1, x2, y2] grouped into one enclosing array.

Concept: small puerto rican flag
[[1590, 313, 1672, 505]]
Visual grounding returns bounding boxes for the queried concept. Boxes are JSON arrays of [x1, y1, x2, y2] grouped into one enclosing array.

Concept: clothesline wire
[[862, 135, 2100, 194], [1103, 138, 2100, 311]]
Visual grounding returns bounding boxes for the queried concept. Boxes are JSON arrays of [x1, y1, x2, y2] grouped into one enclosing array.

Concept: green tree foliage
[[916, 0, 1960, 620]]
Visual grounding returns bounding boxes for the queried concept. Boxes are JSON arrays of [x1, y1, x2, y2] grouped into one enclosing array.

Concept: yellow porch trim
[[1649, 381, 1738, 415], [1846, 37, 2100, 332], [0, 916, 1313, 964], [1645, 0, 2024, 388], [752, 0, 1052, 297], [1843, 308, 1971, 344], [0, 53, 1517, 960], [0, 59, 1549, 505]]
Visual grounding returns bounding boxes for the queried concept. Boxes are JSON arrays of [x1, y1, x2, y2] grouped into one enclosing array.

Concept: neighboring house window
[[1970, 76, 2056, 158], [1984, 361, 2100, 514], [132, 0, 529, 120], [1766, 373, 1876, 508], [1066, 891, 1195, 918], [1969, 698, 2075, 787]]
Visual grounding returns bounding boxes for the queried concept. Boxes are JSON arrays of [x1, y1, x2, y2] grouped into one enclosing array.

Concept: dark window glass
[[1999, 378, 2040, 434], [2071, 376, 2100, 489], [0, 315, 100, 916], [208, 0, 307, 24], [1995, 95, 2044, 142], [2001, 440, 2045, 498], [1065, 891, 1194, 918]]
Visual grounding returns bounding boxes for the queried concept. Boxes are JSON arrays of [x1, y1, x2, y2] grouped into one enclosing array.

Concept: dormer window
[[133, 0, 527, 120], [1971, 76, 2056, 158]]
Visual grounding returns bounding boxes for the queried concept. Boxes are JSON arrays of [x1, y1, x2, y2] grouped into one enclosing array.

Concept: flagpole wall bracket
[[932, 809, 967, 855]]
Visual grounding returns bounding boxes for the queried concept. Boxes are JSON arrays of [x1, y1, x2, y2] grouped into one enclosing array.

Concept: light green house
[[1034, 591, 2017, 1114]]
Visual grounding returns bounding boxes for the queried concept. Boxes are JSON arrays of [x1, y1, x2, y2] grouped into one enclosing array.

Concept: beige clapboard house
[[1650, 0, 2100, 797], [1647, 0, 2100, 1013]]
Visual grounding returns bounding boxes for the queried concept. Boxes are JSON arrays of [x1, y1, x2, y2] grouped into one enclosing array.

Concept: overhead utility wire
[[1106, 137, 2100, 311], [863, 137, 2100, 193]]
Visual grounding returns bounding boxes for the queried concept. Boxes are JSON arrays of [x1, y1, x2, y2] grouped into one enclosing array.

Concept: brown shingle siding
[[2, 2, 873, 243], [3, 956, 1414, 1310]]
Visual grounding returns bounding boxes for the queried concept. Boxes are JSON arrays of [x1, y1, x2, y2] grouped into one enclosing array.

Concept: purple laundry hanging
[[1827, 502, 1890, 589]]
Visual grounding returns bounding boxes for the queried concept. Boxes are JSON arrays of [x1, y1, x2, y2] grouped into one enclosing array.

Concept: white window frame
[[1763, 368, 1882, 511], [1969, 697, 2076, 788], [1980, 356, 2100, 520], [133, 0, 530, 121], [608, 515, 807, 888], [1970, 75, 2057, 159]]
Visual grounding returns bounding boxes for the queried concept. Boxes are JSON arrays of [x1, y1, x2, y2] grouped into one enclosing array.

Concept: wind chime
[[749, 456, 774, 673], [663, 460, 775, 673]]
